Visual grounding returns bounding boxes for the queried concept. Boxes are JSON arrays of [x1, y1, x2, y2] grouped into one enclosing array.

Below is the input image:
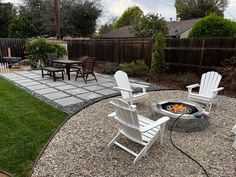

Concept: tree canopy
[[175, 0, 229, 20], [114, 6, 143, 29], [8, 16, 35, 38], [132, 13, 168, 38], [0, 1, 16, 37], [189, 14, 236, 38], [20, 0, 101, 37]]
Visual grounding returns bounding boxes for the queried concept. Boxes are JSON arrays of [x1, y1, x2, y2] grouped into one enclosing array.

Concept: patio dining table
[[52, 59, 83, 80]]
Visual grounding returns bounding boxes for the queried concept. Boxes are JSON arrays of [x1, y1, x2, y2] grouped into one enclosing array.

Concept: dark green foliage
[[132, 13, 168, 38], [98, 23, 114, 35], [0, 77, 67, 177], [20, 0, 101, 37], [103, 63, 120, 74], [120, 60, 149, 77], [0, 1, 16, 37], [8, 16, 35, 38], [114, 6, 143, 29], [151, 33, 166, 76], [25, 38, 67, 66], [175, 0, 229, 20], [189, 14, 236, 38]]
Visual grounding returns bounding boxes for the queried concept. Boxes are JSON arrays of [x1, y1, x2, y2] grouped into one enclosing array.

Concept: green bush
[[120, 60, 149, 77], [151, 32, 166, 76], [103, 63, 120, 75], [25, 38, 67, 67], [189, 14, 236, 38]]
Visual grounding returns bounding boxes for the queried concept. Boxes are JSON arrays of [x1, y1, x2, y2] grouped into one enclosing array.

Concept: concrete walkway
[[0, 70, 168, 115]]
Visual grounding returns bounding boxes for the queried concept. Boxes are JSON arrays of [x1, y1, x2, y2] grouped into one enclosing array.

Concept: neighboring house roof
[[98, 26, 134, 38], [98, 18, 201, 38], [167, 18, 201, 37]]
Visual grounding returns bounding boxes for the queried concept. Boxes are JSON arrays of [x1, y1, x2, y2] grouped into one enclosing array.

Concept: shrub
[[151, 32, 166, 76], [220, 57, 236, 93], [176, 73, 199, 89], [189, 14, 236, 38], [25, 38, 67, 67], [103, 63, 120, 75], [120, 60, 149, 77]]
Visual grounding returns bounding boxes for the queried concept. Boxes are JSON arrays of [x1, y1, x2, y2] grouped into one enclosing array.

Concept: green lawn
[[0, 77, 68, 177]]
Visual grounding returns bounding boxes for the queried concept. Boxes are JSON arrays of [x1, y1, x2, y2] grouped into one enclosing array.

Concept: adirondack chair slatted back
[[114, 71, 132, 99], [110, 98, 142, 141], [199, 71, 222, 97]]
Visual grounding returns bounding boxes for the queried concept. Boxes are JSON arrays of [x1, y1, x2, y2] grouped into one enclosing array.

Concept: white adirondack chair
[[187, 71, 224, 111], [114, 70, 149, 105], [108, 98, 170, 164], [232, 125, 236, 149]]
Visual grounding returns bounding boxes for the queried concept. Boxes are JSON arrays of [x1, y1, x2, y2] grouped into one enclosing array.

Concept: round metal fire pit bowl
[[151, 100, 210, 133]]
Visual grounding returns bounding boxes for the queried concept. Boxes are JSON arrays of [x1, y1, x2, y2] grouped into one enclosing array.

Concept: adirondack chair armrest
[[113, 87, 133, 93], [232, 124, 236, 134], [108, 112, 116, 118], [130, 83, 149, 93], [212, 87, 224, 92], [140, 116, 170, 132], [186, 84, 200, 93], [212, 87, 224, 97], [130, 83, 149, 88]]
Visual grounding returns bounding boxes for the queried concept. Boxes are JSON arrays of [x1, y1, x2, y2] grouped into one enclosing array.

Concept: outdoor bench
[[41, 67, 64, 82]]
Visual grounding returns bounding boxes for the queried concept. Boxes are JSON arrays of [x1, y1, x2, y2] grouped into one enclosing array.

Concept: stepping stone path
[[0, 70, 169, 115]]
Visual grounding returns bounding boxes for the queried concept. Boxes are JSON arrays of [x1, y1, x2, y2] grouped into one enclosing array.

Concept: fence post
[[199, 38, 206, 75]]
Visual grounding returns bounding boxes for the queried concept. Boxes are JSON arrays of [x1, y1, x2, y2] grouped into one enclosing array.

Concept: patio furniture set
[[41, 56, 97, 83], [109, 70, 235, 164]]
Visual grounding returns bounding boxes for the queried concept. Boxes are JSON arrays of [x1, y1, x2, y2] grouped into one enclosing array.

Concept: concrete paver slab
[[76, 92, 102, 100], [20, 81, 41, 86], [54, 96, 83, 106], [83, 85, 105, 91], [95, 89, 118, 95], [99, 82, 117, 88], [65, 88, 89, 95], [27, 84, 49, 90], [55, 85, 77, 91], [35, 88, 58, 95], [43, 92, 70, 100]]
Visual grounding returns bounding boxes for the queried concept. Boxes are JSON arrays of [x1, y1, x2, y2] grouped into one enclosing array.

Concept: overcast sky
[[3, 0, 236, 25]]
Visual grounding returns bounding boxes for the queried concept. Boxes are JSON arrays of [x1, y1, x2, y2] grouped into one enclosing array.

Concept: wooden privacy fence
[[65, 38, 153, 67], [1, 37, 236, 73], [0, 38, 25, 62], [165, 38, 236, 73]]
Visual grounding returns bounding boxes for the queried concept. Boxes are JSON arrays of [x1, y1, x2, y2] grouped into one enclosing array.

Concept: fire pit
[[151, 99, 209, 132]]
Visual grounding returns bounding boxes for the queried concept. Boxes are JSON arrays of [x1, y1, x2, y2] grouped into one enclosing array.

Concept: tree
[[114, 6, 143, 29], [8, 16, 35, 38], [20, 0, 101, 37], [0, 1, 16, 37], [98, 17, 117, 35], [98, 23, 114, 35], [189, 14, 236, 38], [132, 13, 168, 38], [151, 33, 166, 76], [175, 0, 229, 20]]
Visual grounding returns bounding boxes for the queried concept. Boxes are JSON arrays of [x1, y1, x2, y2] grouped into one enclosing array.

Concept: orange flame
[[172, 104, 186, 113]]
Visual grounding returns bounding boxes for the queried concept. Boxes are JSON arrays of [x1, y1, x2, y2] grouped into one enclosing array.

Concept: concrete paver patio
[[0, 70, 169, 114]]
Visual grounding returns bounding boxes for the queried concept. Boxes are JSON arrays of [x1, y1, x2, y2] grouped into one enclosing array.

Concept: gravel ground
[[32, 90, 236, 177]]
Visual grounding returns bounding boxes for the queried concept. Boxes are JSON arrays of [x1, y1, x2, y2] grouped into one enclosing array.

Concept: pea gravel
[[32, 90, 236, 177]]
